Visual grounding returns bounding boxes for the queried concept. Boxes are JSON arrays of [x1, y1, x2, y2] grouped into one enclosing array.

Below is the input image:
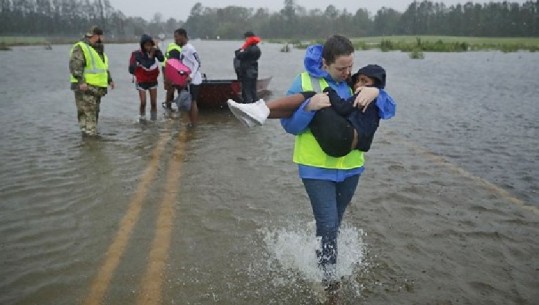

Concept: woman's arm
[[375, 89, 397, 120], [281, 99, 315, 135], [353, 87, 379, 111], [281, 75, 330, 135], [281, 75, 313, 134]]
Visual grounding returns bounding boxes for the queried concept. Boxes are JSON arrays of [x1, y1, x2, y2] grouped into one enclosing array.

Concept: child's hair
[[322, 35, 354, 65], [349, 64, 387, 89]]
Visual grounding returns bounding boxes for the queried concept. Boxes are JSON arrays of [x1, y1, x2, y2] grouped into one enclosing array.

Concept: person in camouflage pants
[[69, 26, 115, 136]]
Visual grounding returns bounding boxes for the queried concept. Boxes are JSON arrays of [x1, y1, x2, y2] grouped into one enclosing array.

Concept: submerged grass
[[293, 36, 539, 53], [0, 36, 49, 46], [0, 36, 138, 46], [0, 44, 12, 51]]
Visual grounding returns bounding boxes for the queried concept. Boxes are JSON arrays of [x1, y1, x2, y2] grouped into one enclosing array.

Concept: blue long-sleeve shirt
[[281, 74, 396, 182]]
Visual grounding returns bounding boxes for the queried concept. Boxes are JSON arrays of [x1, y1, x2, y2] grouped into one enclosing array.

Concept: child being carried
[[227, 64, 396, 157]]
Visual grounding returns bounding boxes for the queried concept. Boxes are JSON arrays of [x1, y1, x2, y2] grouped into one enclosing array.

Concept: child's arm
[[324, 87, 356, 116], [154, 49, 165, 62], [375, 89, 397, 120]]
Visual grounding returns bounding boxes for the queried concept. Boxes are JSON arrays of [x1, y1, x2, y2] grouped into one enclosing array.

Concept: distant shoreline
[[284, 36, 539, 53], [0, 36, 139, 47], [2, 35, 539, 53]]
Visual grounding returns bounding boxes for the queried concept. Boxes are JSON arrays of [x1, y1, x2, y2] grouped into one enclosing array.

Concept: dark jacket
[[324, 87, 380, 152], [235, 44, 261, 80]]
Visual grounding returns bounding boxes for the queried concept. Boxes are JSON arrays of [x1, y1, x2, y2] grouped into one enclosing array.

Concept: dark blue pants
[[302, 175, 360, 275]]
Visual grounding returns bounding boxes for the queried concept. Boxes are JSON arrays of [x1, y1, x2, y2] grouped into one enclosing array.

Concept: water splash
[[260, 222, 366, 285]]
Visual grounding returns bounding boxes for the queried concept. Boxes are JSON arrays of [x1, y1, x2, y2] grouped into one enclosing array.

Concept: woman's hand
[[353, 87, 379, 112], [305, 93, 331, 111]]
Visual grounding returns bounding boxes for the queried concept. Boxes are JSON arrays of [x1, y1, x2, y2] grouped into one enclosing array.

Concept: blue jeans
[[302, 175, 360, 275]]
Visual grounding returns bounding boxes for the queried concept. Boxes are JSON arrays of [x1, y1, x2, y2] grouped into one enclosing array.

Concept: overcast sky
[[109, 0, 529, 21]]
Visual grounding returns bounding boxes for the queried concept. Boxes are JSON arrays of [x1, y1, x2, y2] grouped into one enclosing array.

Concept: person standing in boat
[[69, 26, 115, 137], [235, 31, 261, 104], [174, 28, 202, 127]]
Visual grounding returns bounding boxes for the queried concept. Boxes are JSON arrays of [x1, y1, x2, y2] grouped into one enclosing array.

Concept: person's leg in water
[[162, 76, 175, 111], [335, 175, 360, 228], [149, 87, 158, 121], [165, 86, 174, 110], [138, 87, 147, 120], [302, 175, 360, 283], [227, 92, 314, 127], [188, 84, 200, 127], [241, 77, 257, 103]]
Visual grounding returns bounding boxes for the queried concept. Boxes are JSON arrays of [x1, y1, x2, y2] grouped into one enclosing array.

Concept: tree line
[[0, 0, 538, 38], [0, 0, 182, 38], [184, 0, 538, 39]]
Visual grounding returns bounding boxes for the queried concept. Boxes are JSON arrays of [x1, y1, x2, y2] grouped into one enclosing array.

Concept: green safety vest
[[292, 72, 365, 169], [69, 41, 109, 88], [162, 43, 182, 67]]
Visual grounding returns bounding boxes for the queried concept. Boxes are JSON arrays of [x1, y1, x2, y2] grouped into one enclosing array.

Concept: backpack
[[164, 58, 191, 88]]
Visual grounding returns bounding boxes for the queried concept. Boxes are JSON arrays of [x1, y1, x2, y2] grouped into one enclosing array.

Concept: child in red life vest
[[129, 34, 164, 121]]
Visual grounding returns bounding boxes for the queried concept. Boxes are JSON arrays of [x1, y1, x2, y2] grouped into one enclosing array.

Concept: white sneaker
[[227, 99, 270, 128], [139, 114, 147, 122]]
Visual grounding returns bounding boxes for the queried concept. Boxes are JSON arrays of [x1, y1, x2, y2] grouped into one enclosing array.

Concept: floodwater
[[0, 41, 538, 305]]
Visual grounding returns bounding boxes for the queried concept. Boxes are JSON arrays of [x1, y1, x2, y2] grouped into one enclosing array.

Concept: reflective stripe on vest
[[70, 41, 109, 88], [162, 43, 182, 67], [292, 72, 365, 170]]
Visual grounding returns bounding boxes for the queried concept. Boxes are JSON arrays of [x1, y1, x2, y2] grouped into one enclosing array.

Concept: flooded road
[[0, 41, 538, 305]]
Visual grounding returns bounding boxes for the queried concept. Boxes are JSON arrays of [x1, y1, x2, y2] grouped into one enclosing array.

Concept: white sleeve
[[190, 51, 201, 78]]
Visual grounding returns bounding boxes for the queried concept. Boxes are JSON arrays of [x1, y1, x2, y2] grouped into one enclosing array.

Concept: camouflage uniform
[[69, 38, 112, 136]]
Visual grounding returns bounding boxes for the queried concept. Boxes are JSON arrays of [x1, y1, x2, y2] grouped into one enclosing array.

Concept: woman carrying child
[[229, 35, 396, 288]]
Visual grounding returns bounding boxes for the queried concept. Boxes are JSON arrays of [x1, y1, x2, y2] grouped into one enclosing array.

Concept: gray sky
[[109, 0, 528, 21]]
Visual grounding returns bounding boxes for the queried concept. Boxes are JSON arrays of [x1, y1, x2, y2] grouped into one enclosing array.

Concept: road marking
[[83, 132, 170, 305], [137, 129, 188, 305], [391, 134, 538, 215]]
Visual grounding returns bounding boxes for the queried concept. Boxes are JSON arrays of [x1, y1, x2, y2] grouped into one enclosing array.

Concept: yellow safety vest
[[292, 72, 365, 169], [69, 41, 109, 88], [162, 43, 182, 67]]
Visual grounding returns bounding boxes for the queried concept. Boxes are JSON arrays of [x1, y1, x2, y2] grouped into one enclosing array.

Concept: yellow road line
[[392, 134, 539, 215], [83, 132, 170, 305], [137, 129, 188, 305]]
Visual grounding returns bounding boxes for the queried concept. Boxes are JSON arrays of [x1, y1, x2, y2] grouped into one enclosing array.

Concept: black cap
[[244, 31, 255, 38]]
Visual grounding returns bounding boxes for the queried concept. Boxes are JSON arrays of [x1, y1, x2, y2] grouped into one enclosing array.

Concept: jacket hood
[[241, 36, 261, 49], [352, 64, 386, 89], [140, 34, 154, 49], [304, 44, 329, 79]]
